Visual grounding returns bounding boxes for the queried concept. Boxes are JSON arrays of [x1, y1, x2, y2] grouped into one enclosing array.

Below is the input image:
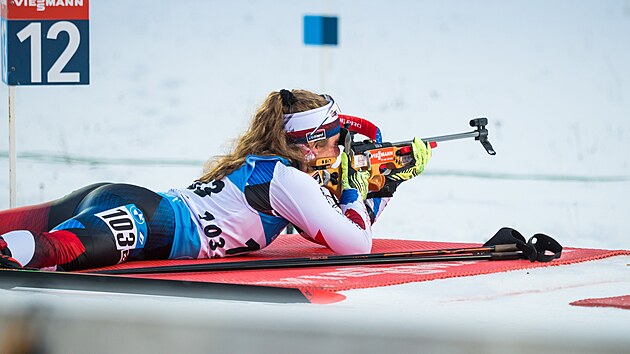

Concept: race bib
[[96, 204, 148, 251]]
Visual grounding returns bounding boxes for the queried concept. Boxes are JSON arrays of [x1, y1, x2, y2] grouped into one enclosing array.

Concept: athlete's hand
[[389, 137, 431, 181], [341, 152, 370, 200]]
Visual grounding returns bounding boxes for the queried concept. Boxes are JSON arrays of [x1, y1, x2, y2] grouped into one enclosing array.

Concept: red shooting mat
[[570, 295, 630, 310], [84, 235, 630, 292]]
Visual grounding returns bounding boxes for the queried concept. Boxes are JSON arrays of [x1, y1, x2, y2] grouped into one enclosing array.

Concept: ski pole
[[93, 244, 521, 275], [91, 228, 562, 275]]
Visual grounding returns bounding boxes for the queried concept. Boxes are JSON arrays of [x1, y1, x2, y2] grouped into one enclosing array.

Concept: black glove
[[0, 239, 23, 269]]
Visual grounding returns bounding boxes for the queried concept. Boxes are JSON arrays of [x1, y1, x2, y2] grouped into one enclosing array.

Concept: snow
[[0, 1, 629, 353]]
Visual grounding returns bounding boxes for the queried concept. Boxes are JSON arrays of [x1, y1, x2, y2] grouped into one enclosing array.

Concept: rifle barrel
[[395, 130, 481, 146]]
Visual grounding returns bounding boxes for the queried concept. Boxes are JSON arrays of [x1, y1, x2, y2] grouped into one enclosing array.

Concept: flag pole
[[8, 85, 17, 208]]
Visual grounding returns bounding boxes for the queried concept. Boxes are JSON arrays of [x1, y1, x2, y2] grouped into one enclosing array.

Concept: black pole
[[93, 246, 521, 275]]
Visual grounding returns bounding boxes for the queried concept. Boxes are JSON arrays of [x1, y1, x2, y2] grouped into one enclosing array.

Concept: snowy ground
[[1, 1, 629, 353]]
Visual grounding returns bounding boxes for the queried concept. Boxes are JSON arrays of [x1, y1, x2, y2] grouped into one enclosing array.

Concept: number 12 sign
[[1, 0, 89, 85]]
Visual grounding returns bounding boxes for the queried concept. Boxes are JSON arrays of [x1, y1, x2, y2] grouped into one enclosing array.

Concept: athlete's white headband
[[283, 95, 341, 144]]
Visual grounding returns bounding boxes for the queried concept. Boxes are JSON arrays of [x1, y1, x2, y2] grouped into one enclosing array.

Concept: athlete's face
[[299, 133, 341, 173], [308, 133, 340, 160]]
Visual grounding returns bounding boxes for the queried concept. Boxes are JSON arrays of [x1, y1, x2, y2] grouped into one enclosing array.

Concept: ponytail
[[199, 89, 327, 182]]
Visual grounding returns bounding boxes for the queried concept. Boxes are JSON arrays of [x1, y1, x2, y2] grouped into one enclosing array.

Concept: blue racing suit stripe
[[159, 192, 201, 259]]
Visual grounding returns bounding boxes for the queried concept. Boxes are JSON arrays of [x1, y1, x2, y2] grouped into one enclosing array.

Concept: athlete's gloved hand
[[367, 138, 431, 199], [388, 137, 431, 182], [341, 152, 370, 200]]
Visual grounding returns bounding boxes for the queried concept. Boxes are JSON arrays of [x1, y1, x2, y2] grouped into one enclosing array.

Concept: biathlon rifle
[[310, 116, 496, 200]]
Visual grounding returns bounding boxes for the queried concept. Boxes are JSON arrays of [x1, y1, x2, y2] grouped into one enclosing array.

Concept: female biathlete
[[0, 89, 431, 271]]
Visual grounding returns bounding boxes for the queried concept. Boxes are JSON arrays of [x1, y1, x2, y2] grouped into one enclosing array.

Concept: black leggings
[[0, 183, 176, 270]]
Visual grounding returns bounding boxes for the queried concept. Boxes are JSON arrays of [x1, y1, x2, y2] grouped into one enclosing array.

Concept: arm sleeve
[[365, 196, 391, 224], [269, 165, 372, 255]]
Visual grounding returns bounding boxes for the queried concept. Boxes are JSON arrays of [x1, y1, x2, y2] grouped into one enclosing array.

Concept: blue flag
[[303, 15, 338, 46]]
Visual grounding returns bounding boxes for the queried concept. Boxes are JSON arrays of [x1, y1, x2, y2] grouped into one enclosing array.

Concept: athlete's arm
[[365, 196, 391, 224], [269, 164, 372, 255]]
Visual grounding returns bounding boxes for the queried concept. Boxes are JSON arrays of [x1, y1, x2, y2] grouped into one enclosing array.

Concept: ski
[[0, 268, 314, 303]]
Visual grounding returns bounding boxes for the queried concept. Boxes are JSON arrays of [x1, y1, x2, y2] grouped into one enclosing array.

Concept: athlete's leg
[[0, 182, 111, 235], [0, 183, 111, 268], [26, 184, 177, 270], [73, 183, 177, 261], [47, 182, 113, 229]]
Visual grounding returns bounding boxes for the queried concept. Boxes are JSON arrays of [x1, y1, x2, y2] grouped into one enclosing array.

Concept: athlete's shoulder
[[242, 154, 311, 183], [271, 161, 317, 185]]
